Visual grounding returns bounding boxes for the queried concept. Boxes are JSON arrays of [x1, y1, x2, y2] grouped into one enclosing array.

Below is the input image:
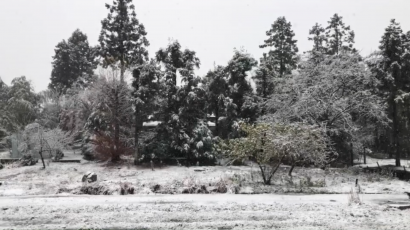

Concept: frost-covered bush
[[221, 122, 332, 185], [265, 52, 389, 163]]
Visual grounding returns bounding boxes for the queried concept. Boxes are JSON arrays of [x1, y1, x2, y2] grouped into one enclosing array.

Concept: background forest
[[1, 0, 410, 170]]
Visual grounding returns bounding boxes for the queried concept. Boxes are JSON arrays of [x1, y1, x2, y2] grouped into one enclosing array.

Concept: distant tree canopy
[[49, 29, 98, 94], [13, 3, 406, 167]]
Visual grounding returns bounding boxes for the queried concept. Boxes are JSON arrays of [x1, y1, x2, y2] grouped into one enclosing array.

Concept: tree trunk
[[134, 109, 143, 164], [266, 160, 283, 185], [363, 147, 367, 165], [258, 164, 268, 185], [215, 104, 219, 136], [288, 164, 295, 177], [39, 147, 45, 169], [393, 101, 401, 166], [134, 116, 140, 163], [120, 59, 125, 82], [350, 143, 354, 166], [112, 89, 120, 162]]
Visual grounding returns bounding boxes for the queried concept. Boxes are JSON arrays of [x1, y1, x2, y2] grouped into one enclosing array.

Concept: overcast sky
[[0, 0, 409, 92]]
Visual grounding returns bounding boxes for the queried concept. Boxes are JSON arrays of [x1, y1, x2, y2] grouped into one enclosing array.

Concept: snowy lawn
[[0, 194, 409, 230], [1, 156, 410, 196]]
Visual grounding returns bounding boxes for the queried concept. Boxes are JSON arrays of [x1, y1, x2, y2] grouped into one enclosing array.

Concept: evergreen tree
[[99, 0, 149, 81], [155, 40, 201, 118], [169, 67, 212, 162], [253, 55, 275, 99], [0, 77, 13, 132], [155, 40, 200, 86], [325, 14, 356, 55], [260, 16, 299, 78], [152, 41, 214, 163], [368, 19, 410, 166], [308, 23, 327, 54], [7, 76, 40, 131], [203, 66, 229, 136], [225, 49, 258, 118], [49, 29, 97, 94], [132, 59, 163, 160]]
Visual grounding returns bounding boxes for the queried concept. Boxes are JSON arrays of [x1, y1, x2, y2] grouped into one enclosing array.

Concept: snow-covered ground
[[1, 194, 409, 229], [1, 155, 410, 196], [1, 152, 410, 229]]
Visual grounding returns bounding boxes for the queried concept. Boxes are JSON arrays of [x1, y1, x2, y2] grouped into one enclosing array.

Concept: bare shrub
[[79, 183, 113, 195], [215, 177, 228, 193], [299, 175, 326, 188], [120, 182, 135, 195]]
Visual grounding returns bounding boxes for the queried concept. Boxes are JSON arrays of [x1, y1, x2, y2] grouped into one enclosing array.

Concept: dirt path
[[1, 194, 409, 230]]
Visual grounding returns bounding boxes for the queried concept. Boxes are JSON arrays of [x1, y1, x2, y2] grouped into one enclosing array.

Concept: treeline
[[1, 0, 410, 167]]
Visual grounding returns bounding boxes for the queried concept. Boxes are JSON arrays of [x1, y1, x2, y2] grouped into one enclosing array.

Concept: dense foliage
[[49, 29, 98, 94], [2, 2, 409, 171]]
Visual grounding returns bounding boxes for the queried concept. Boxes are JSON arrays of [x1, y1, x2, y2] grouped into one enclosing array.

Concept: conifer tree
[[308, 23, 327, 54], [253, 55, 275, 99], [260, 16, 299, 78], [132, 60, 162, 160], [49, 29, 97, 94], [368, 19, 410, 166], [325, 14, 356, 55], [99, 0, 149, 81], [204, 66, 229, 136], [225, 49, 258, 118]]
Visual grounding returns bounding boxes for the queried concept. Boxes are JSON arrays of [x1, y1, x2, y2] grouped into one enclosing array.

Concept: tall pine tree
[[369, 19, 410, 166], [99, 0, 149, 81], [260, 16, 299, 78], [308, 23, 327, 54], [325, 14, 356, 55]]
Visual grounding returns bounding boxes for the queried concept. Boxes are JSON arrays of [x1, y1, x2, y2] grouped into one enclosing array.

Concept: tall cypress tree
[[99, 0, 149, 81], [260, 16, 299, 78], [325, 14, 356, 55]]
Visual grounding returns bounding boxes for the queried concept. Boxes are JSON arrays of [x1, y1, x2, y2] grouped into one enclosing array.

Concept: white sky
[[0, 0, 409, 92]]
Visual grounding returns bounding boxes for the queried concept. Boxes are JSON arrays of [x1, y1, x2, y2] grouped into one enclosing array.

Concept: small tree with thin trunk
[[221, 122, 331, 184], [23, 123, 69, 168]]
